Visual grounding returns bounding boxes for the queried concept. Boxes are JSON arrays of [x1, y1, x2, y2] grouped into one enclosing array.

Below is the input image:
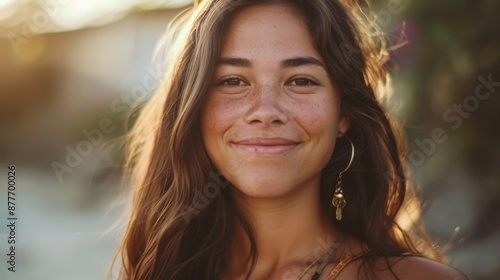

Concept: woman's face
[[201, 4, 349, 198]]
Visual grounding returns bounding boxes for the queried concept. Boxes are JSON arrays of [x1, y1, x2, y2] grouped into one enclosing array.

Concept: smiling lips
[[232, 138, 300, 155]]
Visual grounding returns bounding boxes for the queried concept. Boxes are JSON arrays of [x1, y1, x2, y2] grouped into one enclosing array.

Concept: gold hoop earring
[[332, 136, 354, 221]]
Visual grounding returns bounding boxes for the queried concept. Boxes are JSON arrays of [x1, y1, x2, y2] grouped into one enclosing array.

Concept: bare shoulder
[[386, 255, 469, 280]]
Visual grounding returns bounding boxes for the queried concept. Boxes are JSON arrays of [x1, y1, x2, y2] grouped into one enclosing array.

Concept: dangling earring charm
[[332, 136, 354, 221], [333, 174, 346, 220]]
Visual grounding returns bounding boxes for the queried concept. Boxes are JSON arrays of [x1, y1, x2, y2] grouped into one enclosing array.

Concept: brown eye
[[289, 77, 319, 86], [220, 77, 246, 86]]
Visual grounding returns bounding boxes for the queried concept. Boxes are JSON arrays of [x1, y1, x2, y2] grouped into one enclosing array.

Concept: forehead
[[220, 4, 320, 59]]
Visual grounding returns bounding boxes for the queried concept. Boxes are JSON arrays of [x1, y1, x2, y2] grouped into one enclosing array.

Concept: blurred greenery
[[402, 0, 500, 236], [367, 1, 500, 277]]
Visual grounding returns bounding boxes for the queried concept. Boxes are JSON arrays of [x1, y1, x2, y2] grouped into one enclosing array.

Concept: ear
[[337, 114, 350, 138]]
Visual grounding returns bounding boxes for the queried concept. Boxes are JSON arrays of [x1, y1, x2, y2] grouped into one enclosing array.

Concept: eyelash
[[217, 76, 246, 87], [287, 75, 319, 86], [216, 75, 320, 87]]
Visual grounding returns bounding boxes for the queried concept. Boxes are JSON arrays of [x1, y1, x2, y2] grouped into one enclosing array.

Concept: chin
[[229, 176, 300, 199]]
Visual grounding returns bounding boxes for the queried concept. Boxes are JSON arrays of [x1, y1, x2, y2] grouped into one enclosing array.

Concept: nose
[[243, 84, 289, 126]]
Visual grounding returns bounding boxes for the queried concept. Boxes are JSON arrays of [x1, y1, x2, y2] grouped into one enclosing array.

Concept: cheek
[[293, 96, 338, 133], [202, 97, 231, 135], [292, 97, 339, 163], [201, 96, 239, 155]]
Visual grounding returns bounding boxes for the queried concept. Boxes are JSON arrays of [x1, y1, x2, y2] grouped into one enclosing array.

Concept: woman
[[113, 0, 469, 279]]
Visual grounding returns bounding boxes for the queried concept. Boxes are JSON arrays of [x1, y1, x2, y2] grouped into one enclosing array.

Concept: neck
[[224, 179, 341, 278]]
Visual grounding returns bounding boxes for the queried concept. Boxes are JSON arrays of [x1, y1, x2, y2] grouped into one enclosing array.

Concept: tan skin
[[201, 4, 468, 280]]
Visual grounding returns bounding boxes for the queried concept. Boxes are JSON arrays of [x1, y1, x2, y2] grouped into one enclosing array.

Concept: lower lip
[[233, 143, 298, 155]]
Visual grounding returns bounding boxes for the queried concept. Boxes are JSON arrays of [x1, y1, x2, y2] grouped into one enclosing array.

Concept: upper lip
[[233, 138, 300, 145]]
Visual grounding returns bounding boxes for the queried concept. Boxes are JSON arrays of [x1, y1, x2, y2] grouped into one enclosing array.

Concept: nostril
[[245, 108, 289, 126], [243, 90, 289, 125]]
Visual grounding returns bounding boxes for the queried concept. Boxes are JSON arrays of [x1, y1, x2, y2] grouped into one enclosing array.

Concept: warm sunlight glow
[[0, 0, 16, 21], [0, 0, 14, 7], [51, 1, 132, 32], [0, 0, 194, 36]]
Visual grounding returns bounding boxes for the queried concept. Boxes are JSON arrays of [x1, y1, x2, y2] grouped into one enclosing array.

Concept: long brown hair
[[112, 0, 440, 279]]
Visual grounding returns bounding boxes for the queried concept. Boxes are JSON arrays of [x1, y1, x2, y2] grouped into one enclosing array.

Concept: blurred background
[[0, 0, 498, 279]]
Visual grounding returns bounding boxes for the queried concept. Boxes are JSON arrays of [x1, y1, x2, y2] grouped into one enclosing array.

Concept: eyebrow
[[216, 56, 325, 69], [281, 56, 325, 68], [217, 57, 252, 67]]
